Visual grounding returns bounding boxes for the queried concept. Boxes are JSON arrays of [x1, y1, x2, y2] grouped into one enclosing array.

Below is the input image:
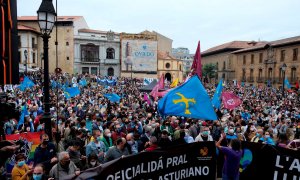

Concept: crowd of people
[[0, 71, 300, 180]]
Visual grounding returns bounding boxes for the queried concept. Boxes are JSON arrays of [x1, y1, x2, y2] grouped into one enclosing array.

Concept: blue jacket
[[33, 142, 56, 171]]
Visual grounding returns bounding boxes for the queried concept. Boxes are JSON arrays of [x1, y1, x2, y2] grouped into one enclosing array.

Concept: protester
[[104, 138, 129, 162], [49, 151, 80, 179], [216, 134, 242, 180], [31, 164, 51, 180], [11, 153, 33, 180]]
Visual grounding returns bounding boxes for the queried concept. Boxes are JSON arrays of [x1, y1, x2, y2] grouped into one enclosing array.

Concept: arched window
[[106, 48, 115, 59]]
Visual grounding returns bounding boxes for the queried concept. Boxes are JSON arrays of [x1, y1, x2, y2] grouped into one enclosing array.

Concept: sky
[[17, 0, 300, 53]]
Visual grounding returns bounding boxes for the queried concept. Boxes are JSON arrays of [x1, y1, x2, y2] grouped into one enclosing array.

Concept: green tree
[[202, 63, 217, 78]]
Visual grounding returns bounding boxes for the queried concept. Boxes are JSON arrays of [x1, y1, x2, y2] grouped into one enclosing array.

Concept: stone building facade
[[18, 24, 40, 71], [157, 51, 183, 82], [74, 29, 120, 76], [232, 36, 300, 87], [18, 16, 89, 74]]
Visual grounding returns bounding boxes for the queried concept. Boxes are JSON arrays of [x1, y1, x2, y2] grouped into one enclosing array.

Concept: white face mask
[[228, 129, 234, 134], [90, 161, 96, 166], [265, 135, 270, 138], [106, 133, 111, 137]]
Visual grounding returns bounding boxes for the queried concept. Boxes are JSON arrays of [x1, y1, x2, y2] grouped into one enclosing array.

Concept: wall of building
[[18, 31, 39, 69], [234, 44, 300, 86], [158, 59, 183, 82]]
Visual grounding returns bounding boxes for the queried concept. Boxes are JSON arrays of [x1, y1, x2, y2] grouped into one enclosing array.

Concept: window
[[32, 38, 35, 48], [33, 52, 36, 63], [243, 55, 246, 65], [259, 53, 263, 63], [293, 48, 298, 61], [251, 54, 254, 64], [106, 48, 115, 59], [91, 67, 98, 75], [82, 67, 89, 74], [81, 44, 99, 62], [280, 50, 285, 62], [242, 69, 246, 80], [179, 64, 182, 71], [166, 63, 170, 69], [66, 42, 69, 46], [18, 36, 21, 47], [279, 68, 283, 80], [67, 56, 69, 60], [291, 68, 297, 82], [223, 61, 226, 69], [258, 69, 262, 78], [18, 51, 21, 63]]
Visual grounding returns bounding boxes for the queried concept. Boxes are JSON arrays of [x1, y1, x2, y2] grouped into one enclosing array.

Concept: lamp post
[[37, 0, 56, 141], [24, 50, 28, 73], [281, 63, 287, 98]]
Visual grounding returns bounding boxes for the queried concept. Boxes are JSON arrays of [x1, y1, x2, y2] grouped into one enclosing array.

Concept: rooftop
[[18, 16, 83, 21], [78, 28, 119, 35], [18, 24, 40, 33], [202, 41, 264, 56], [158, 51, 178, 60], [232, 35, 300, 54]]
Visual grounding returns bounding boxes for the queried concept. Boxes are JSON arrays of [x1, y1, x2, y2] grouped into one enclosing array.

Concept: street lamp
[[24, 50, 28, 73], [281, 63, 287, 98], [37, 0, 56, 141]]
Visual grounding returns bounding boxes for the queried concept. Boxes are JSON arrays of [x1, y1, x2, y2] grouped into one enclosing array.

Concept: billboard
[[121, 40, 157, 72]]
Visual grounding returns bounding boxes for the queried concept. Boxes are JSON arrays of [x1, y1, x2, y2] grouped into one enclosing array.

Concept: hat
[[202, 122, 207, 126]]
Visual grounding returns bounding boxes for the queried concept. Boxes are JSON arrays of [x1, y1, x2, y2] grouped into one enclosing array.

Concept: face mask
[[33, 174, 42, 180], [265, 135, 270, 138], [250, 127, 255, 131], [228, 129, 234, 134], [256, 133, 261, 137], [127, 140, 134, 145], [106, 133, 111, 137], [42, 140, 49, 145], [202, 131, 209, 136], [90, 161, 96, 166], [96, 137, 101, 142], [26, 127, 31, 132], [17, 160, 25, 167]]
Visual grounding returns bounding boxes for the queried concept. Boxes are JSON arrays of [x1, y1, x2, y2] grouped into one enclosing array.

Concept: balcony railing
[[247, 77, 255, 82], [81, 58, 99, 62], [104, 59, 119, 64]]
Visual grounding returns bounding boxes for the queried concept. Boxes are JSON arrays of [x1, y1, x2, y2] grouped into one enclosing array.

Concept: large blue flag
[[284, 78, 291, 89], [79, 79, 87, 87], [211, 79, 224, 109], [19, 76, 35, 91], [64, 87, 80, 99], [17, 105, 29, 129], [104, 93, 121, 103], [158, 75, 217, 120]]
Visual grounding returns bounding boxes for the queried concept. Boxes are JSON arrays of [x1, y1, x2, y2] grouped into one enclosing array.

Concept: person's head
[[201, 127, 210, 137], [228, 127, 235, 135], [104, 129, 111, 138], [93, 129, 101, 142], [33, 164, 45, 180], [40, 134, 49, 146], [264, 131, 272, 139], [15, 153, 26, 167], [88, 153, 98, 167], [230, 139, 241, 151], [257, 129, 264, 137], [126, 133, 134, 145], [71, 140, 81, 151], [161, 130, 169, 139], [58, 151, 70, 167], [149, 136, 157, 146], [116, 137, 126, 149]]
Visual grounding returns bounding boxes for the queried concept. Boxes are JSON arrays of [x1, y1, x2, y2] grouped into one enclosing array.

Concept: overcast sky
[[17, 0, 300, 53]]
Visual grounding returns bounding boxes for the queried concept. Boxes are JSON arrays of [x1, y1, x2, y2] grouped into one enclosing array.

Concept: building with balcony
[[18, 16, 89, 74], [232, 36, 300, 87], [18, 24, 40, 71], [74, 29, 120, 76]]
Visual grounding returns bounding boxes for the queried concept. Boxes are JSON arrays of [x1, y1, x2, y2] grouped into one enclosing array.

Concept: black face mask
[[42, 140, 49, 145]]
